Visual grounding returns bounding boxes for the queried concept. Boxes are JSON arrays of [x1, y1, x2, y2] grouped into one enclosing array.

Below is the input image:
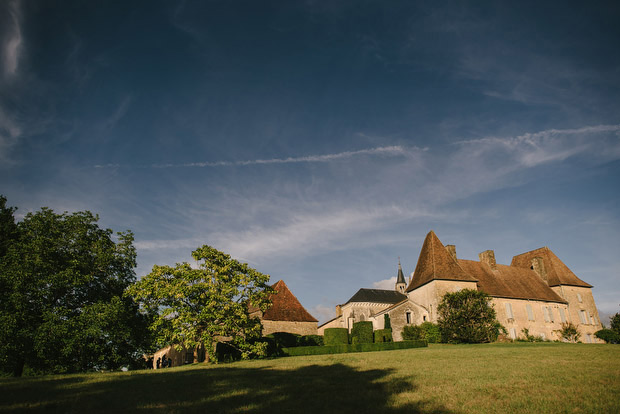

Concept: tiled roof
[[511, 247, 592, 288], [344, 288, 407, 305], [458, 260, 566, 303], [262, 280, 318, 322], [406, 230, 477, 291]]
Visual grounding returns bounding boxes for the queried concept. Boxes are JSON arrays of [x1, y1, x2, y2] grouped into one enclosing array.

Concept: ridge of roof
[[406, 230, 477, 292], [510, 247, 592, 288], [262, 280, 318, 322], [344, 288, 407, 305]]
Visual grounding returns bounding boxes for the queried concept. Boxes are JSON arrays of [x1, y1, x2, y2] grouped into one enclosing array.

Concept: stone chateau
[[319, 230, 603, 343]]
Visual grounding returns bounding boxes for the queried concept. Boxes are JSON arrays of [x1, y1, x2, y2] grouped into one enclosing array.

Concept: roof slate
[[406, 230, 477, 292], [262, 280, 318, 322], [345, 288, 407, 305], [511, 247, 592, 288]]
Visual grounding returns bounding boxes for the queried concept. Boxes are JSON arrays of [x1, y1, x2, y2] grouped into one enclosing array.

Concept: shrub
[[282, 340, 427, 356], [420, 322, 441, 343], [324, 328, 349, 345], [438, 289, 503, 343], [556, 322, 581, 343], [401, 324, 423, 340], [374, 329, 393, 343], [351, 321, 374, 344], [267, 332, 301, 349], [297, 335, 324, 347], [215, 341, 242, 362], [384, 314, 392, 330], [595, 329, 620, 344]]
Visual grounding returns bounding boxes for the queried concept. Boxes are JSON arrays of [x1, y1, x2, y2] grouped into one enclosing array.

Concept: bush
[[282, 340, 427, 356], [402, 324, 423, 340], [384, 314, 392, 330], [374, 329, 393, 343], [556, 322, 580, 343], [351, 321, 374, 344], [324, 328, 349, 345], [267, 332, 300, 349], [438, 289, 503, 343], [297, 335, 324, 347], [215, 341, 242, 362], [595, 329, 620, 344], [420, 322, 441, 343]]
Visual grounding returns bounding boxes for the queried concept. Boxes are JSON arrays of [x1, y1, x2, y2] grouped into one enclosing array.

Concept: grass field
[[1, 342, 619, 413]]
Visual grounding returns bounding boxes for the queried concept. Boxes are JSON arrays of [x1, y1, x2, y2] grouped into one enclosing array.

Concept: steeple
[[395, 258, 407, 293]]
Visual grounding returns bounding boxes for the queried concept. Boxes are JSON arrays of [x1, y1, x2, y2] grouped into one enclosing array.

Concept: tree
[[437, 289, 503, 343], [556, 322, 580, 343], [127, 245, 273, 362], [0, 201, 152, 376], [610, 313, 620, 335]]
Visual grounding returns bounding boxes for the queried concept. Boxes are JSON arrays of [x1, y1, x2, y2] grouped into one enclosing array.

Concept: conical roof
[[396, 260, 406, 285], [407, 231, 477, 291], [511, 247, 592, 288], [262, 280, 318, 322]]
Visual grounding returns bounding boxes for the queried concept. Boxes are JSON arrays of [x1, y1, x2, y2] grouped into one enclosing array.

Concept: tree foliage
[[438, 289, 503, 343], [0, 199, 152, 376], [127, 245, 273, 362], [610, 313, 620, 335]]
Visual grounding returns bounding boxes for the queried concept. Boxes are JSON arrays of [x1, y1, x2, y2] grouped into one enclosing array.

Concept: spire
[[395, 258, 407, 293]]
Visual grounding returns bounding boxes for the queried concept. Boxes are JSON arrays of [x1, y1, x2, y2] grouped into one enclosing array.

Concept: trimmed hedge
[[324, 328, 349, 345], [297, 334, 324, 347], [374, 328, 393, 343], [351, 321, 374, 344], [282, 340, 427, 356], [267, 332, 300, 349]]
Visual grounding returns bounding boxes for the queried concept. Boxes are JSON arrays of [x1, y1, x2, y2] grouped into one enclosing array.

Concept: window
[[406, 311, 412, 324], [505, 303, 514, 320], [423, 315, 427, 322], [548, 307, 554, 323], [543, 306, 551, 322], [526, 304, 534, 321], [579, 310, 587, 324], [509, 328, 517, 339], [577, 293, 582, 302], [559, 308, 567, 323], [586, 334, 592, 344], [590, 313, 596, 325]]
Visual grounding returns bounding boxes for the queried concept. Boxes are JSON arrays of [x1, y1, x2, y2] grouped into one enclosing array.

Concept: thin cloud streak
[[2, 0, 22, 77]]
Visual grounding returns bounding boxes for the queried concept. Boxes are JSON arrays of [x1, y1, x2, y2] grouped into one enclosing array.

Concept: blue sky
[[1, 1, 619, 324]]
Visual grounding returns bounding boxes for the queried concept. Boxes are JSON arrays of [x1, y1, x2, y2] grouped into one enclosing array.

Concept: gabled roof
[[458, 260, 566, 303], [344, 288, 407, 305], [406, 230, 477, 292], [262, 280, 318, 322], [511, 247, 592, 288]]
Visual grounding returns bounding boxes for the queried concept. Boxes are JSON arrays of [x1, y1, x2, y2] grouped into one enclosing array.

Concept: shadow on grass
[[0, 362, 451, 413]]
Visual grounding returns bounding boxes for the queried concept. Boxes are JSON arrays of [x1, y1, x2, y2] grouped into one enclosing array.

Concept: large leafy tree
[[0, 199, 152, 376], [438, 289, 503, 343], [128, 245, 273, 362]]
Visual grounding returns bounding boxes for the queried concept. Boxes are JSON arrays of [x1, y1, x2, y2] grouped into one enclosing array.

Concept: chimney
[[336, 304, 342, 316], [530, 257, 548, 283], [445, 245, 457, 261], [479, 250, 497, 270]]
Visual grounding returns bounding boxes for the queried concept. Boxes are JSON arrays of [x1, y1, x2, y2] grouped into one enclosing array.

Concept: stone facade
[[319, 230, 603, 343], [261, 320, 318, 336]]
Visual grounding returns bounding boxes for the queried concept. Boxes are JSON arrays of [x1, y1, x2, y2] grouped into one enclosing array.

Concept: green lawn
[[1, 343, 619, 413]]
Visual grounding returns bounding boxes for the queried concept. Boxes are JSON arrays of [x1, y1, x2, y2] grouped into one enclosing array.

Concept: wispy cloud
[[1, 0, 22, 78], [94, 145, 415, 168], [373, 276, 396, 290], [0, 106, 22, 165]]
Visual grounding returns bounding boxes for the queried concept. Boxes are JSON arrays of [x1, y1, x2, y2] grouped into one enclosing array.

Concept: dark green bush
[[384, 314, 392, 330], [324, 328, 349, 345], [297, 335, 324, 347], [419, 322, 441, 343], [282, 340, 427, 356], [267, 332, 300, 349], [401, 324, 423, 340], [351, 321, 374, 344], [374, 329, 393, 343], [595, 329, 620, 344], [438, 289, 502, 343], [215, 341, 242, 362]]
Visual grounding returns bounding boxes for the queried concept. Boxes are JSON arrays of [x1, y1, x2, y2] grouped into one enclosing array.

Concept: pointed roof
[[344, 288, 407, 305], [396, 259, 406, 285], [511, 247, 592, 288], [262, 280, 318, 322], [407, 231, 477, 291]]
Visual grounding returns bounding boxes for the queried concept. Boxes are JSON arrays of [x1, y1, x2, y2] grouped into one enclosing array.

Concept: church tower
[[395, 259, 407, 293]]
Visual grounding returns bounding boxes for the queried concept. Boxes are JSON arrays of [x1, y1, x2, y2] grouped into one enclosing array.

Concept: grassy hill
[[1, 342, 619, 413]]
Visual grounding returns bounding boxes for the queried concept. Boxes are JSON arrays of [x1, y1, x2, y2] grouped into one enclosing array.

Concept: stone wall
[[261, 320, 318, 336], [552, 285, 603, 343]]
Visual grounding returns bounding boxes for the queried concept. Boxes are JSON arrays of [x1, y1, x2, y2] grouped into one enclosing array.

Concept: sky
[[1, 0, 619, 324]]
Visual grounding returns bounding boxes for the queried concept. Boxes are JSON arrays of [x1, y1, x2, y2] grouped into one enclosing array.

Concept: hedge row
[[351, 321, 374, 344], [281, 340, 427, 357]]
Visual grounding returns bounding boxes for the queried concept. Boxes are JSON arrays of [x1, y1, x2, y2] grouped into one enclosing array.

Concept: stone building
[[319, 230, 603, 343]]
